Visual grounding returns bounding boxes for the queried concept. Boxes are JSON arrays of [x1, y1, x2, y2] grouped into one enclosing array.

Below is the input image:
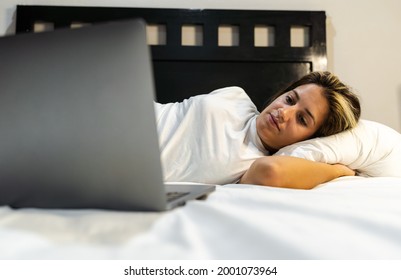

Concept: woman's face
[[256, 83, 329, 152]]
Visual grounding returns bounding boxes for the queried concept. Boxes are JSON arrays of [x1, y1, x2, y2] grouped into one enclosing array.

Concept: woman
[[155, 71, 360, 189], [240, 71, 360, 189]]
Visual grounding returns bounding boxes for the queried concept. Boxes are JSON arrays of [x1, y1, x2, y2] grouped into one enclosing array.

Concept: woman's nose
[[278, 107, 294, 122]]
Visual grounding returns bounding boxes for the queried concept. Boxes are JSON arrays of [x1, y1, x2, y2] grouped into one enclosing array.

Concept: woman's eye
[[298, 115, 307, 126], [285, 95, 295, 105]]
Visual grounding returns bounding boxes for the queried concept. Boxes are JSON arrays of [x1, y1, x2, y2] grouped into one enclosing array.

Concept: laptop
[[0, 19, 215, 211]]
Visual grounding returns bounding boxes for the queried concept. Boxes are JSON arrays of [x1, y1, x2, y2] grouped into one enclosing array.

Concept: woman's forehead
[[294, 84, 329, 123]]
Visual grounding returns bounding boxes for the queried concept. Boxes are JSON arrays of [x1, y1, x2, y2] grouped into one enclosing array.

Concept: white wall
[[2, 0, 401, 131]]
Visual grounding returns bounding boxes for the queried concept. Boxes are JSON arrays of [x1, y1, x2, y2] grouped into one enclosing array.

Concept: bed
[[1, 5, 401, 260]]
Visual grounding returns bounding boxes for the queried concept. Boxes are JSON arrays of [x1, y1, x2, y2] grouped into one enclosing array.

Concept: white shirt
[[154, 87, 268, 184]]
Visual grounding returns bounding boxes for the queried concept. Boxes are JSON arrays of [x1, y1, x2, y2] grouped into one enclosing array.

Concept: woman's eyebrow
[[292, 89, 316, 125]]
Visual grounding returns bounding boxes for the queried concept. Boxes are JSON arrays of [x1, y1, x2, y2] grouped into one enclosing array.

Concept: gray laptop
[[0, 19, 215, 211]]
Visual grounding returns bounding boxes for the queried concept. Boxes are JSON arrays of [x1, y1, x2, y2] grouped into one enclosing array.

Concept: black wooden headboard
[[15, 5, 327, 111]]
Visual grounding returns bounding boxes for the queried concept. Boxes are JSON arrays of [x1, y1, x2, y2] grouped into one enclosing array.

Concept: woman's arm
[[239, 155, 355, 189]]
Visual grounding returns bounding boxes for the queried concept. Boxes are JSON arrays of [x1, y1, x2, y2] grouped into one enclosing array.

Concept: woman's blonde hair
[[267, 71, 361, 137]]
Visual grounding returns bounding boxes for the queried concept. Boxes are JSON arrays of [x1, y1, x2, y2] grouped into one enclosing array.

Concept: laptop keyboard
[[166, 191, 190, 202]]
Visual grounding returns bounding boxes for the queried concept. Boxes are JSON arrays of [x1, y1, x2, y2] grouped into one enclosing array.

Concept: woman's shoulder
[[208, 86, 249, 99], [155, 86, 256, 118], [197, 86, 253, 107], [193, 87, 258, 122]]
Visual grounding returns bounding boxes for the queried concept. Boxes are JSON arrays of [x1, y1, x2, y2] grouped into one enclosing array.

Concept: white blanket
[[1, 176, 401, 259], [155, 87, 267, 184]]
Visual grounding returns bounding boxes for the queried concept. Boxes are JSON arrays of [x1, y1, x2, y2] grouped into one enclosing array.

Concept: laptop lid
[[0, 20, 170, 211]]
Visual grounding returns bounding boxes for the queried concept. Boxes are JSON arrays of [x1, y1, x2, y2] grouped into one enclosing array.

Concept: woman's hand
[[332, 163, 356, 177], [239, 156, 355, 189]]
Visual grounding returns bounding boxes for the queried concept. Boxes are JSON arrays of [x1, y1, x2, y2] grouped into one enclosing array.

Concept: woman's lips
[[268, 113, 280, 131]]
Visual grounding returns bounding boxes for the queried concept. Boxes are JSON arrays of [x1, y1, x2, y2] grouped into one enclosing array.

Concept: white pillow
[[275, 119, 401, 177]]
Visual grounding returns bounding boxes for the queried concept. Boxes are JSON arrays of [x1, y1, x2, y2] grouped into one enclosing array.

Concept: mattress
[[1, 176, 401, 259]]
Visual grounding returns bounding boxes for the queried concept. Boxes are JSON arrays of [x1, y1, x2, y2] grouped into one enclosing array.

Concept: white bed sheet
[[1, 176, 401, 259]]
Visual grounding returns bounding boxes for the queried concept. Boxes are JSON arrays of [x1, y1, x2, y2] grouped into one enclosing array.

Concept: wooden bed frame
[[15, 5, 327, 111]]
